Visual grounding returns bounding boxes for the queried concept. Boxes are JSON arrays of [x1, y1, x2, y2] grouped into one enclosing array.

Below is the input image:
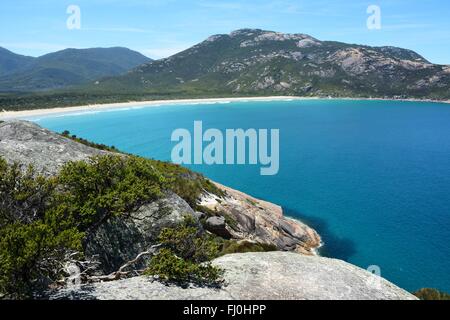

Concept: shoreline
[[1, 96, 449, 120], [0, 96, 308, 120], [210, 181, 323, 256], [285, 216, 324, 256]]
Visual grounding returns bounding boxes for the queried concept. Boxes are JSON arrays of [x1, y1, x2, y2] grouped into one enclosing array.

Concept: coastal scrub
[[145, 216, 224, 286], [0, 152, 227, 298]]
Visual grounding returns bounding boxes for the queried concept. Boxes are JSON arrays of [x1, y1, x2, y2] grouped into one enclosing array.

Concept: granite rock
[[51, 252, 417, 300]]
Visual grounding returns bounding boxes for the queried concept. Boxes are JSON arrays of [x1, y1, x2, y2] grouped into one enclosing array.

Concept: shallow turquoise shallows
[[33, 99, 450, 293]]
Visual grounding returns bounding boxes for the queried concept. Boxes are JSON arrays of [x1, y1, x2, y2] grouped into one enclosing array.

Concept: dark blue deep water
[[33, 99, 450, 293]]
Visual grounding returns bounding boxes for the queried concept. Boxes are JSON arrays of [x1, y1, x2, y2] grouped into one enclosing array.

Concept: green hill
[[0, 47, 35, 76], [0, 47, 151, 91]]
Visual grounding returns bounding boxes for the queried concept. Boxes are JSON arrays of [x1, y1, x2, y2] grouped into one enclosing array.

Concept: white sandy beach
[[0, 96, 311, 120], [1, 96, 449, 120]]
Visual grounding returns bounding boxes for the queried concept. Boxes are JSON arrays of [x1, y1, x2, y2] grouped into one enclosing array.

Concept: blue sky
[[1, 0, 449, 64]]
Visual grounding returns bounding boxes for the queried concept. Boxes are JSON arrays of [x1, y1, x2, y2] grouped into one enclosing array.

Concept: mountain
[[95, 29, 450, 99], [0, 47, 35, 75], [0, 47, 152, 91]]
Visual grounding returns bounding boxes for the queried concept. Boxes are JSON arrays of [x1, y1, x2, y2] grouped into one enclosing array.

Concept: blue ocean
[[32, 99, 450, 293]]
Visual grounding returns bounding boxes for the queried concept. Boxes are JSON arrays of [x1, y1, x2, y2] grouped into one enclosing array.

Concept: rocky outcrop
[[200, 183, 321, 255], [51, 252, 417, 300], [0, 120, 107, 176]]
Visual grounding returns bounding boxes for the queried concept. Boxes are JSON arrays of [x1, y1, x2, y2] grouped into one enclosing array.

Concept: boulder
[[85, 191, 196, 274], [204, 216, 232, 239], [193, 211, 206, 220], [51, 252, 417, 300], [0, 120, 107, 176]]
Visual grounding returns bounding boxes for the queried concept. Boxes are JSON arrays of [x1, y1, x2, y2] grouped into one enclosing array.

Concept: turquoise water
[[33, 99, 450, 293]]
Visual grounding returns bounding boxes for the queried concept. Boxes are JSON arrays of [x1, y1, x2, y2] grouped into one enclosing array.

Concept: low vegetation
[[62, 129, 224, 209], [145, 217, 223, 286], [61, 130, 119, 152], [0, 91, 243, 112], [144, 220, 279, 286], [55, 155, 165, 232], [220, 240, 277, 255], [414, 288, 450, 300], [0, 158, 84, 299], [0, 144, 229, 299], [148, 160, 225, 209]]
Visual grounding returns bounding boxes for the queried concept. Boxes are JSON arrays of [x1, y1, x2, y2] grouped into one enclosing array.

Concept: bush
[[0, 158, 55, 227], [149, 160, 225, 209], [0, 151, 226, 298], [220, 240, 277, 255], [414, 288, 450, 300], [55, 155, 165, 231], [145, 217, 223, 286], [145, 249, 222, 286], [0, 221, 83, 299], [0, 155, 166, 298], [61, 130, 119, 152]]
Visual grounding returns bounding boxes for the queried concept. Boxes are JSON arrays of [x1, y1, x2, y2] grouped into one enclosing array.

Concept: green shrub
[[196, 205, 218, 218], [60, 130, 119, 152], [150, 161, 225, 209], [145, 249, 222, 286], [0, 155, 167, 298], [0, 150, 226, 297], [220, 240, 277, 255], [0, 158, 84, 299], [0, 221, 83, 299], [0, 159, 56, 227], [414, 288, 450, 300], [222, 213, 238, 230], [158, 216, 219, 262], [145, 217, 223, 286], [55, 155, 165, 231]]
